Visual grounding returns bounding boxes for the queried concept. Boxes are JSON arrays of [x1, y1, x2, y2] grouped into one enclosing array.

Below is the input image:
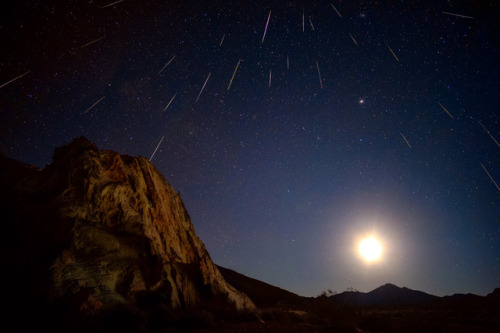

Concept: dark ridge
[[330, 283, 438, 307], [217, 265, 310, 309]]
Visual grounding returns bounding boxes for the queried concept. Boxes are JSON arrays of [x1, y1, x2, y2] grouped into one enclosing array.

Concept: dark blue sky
[[1, 0, 499, 296]]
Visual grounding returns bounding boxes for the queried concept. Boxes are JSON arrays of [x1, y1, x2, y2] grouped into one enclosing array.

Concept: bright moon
[[358, 236, 383, 263]]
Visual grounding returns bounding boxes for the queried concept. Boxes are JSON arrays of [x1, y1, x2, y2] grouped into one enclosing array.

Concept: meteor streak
[[195, 72, 211, 103], [400, 133, 412, 148], [227, 59, 242, 90], [478, 120, 500, 147], [220, 34, 225, 46], [163, 93, 177, 112], [81, 36, 105, 48], [149, 136, 164, 162], [100, 0, 124, 8], [481, 163, 500, 191], [262, 10, 272, 43], [438, 102, 454, 119], [158, 55, 176, 74], [316, 61, 323, 89], [83, 96, 105, 114], [302, 9, 305, 32], [0, 71, 30, 89], [330, 3, 342, 18], [269, 70, 272, 87], [349, 33, 358, 46], [385, 43, 399, 62], [442, 11, 473, 19]]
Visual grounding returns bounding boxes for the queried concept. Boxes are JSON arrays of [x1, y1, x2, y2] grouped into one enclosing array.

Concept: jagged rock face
[[0, 137, 254, 319]]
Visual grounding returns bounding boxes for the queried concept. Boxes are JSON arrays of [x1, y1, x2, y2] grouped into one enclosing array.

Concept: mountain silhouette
[[330, 283, 438, 307]]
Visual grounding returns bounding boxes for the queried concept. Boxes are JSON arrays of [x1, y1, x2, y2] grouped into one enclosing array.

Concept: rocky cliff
[[0, 137, 254, 330]]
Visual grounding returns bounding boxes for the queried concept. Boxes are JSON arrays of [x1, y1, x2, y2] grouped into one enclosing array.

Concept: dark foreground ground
[[185, 306, 500, 333], [209, 266, 500, 333], [8, 284, 500, 333]]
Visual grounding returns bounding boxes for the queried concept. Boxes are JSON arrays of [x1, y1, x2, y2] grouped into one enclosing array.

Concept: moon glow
[[358, 236, 383, 263]]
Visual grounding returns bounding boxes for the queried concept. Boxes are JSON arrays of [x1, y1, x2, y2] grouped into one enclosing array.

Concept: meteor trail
[[287, 55, 289, 70], [478, 120, 500, 147], [149, 136, 164, 162], [0, 71, 30, 88], [262, 10, 272, 43], [442, 11, 473, 19], [219, 34, 225, 46], [400, 133, 412, 148], [100, 0, 124, 8], [227, 59, 242, 90], [349, 33, 358, 46], [163, 93, 177, 112], [437, 102, 454, 119], [309, 18, 315, 30], [269, 70, 272, 88], [481, 163, 500, 191], [83, 96, 105, 114], [316, 61, 323, 89], [330, 3, 342, 18], [158, 55, 176, 74], [195, 72, 211, 103], [385, 43, 399, 62], [302, 9, 305, 32], [81, 36, 105, 48]]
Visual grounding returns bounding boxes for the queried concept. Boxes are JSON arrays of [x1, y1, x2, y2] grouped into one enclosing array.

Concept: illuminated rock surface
[[0, 137, 254, 330]]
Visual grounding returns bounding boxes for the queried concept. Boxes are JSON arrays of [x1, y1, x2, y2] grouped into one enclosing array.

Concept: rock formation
[[0, 137, 254, 330]]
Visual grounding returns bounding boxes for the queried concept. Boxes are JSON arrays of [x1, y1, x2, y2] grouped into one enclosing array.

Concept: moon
[[358, 236, 383, 263]]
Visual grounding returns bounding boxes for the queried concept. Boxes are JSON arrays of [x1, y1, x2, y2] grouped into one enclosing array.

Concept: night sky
[[1, 0, 499, 297]]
